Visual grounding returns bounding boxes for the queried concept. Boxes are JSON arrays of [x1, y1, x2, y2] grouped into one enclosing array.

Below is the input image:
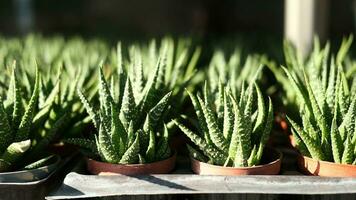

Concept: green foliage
[[123, 37, 201, 117], [174, 82, 273, 167], [0, 35, 107, 172], [0, 66, 58, 172], [70, 59, 173, 164], [284, 58, 356, 164], [269, 36, 356, 117], [70, 38, 201, 163], [2, 33, 355, 169], [0, 35, 102, 140], [207, 49, 268, 97]]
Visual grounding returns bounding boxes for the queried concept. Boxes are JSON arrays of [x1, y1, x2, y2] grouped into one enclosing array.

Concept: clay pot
[[191, 148, 282, 175], [298, 155, 356, 177], [279, 120, 289, 132], [275, 113, 289, 133], [86, 153, 176, 175], [289, 135, 297, 148]]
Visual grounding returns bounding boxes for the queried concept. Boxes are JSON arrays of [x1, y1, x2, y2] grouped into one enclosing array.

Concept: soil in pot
[[191, 148, 282, 175], [298, 155, 356, 177], [87, 152, 177, 175]]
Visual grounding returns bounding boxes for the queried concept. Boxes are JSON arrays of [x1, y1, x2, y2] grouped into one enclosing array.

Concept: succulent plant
[[0, 65, 57, 172], [207, 49, 268, 97], [284, 61, 356, 164], [122, 37, 201, 117], [269, 36, 355, 116], [0, 35, 104, 141], [174, 81, 273, 167], [67, 54, 173, 164]]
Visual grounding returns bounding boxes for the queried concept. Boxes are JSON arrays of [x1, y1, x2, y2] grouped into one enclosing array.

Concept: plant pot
[[298, 155, 356, 177], [289, 134, 297, 148], [275, 112, 289, 133], [0, 155, 61, 183], [86, 153, 177, 175], [191, 148, 282, 175]]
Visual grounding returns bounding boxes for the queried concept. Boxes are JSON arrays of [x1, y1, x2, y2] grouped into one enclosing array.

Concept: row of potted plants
[[0, 35, 355, 180]]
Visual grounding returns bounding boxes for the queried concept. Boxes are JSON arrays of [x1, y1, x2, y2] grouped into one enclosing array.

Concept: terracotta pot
[[87, 153, 176, 175], [191, 148, 282, 175], [279, 120, 288, 132], [298, 155, 356, 177], [275, 112, 289, 133], [289, 135, 297, 148]]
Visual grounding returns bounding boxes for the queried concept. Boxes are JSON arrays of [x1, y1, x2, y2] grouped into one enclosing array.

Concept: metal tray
[[0, 153, 80, 200], [0, 155, 61, 183]]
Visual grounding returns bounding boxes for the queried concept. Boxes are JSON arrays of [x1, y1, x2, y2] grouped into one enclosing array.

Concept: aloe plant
[[174, 81, 273, 167], [0, 35, 105, 85], [1, 36, 199, 145], [284, 61, 356, 164], [207, 49, 268, 97], [269, 36, 355, 117], [0, 65, 56, 172], [0, 35, 104, 140], [67, 57, 173, 164], [122, 38, 201, 116]]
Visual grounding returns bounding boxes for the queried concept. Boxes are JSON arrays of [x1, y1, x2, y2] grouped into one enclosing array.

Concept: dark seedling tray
[[0, 153, 80, 200]]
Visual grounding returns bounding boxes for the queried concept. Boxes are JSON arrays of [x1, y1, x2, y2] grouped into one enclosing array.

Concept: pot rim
[[191, 148, 282, 170], [87, 151, 177, 167], [299, 155, 356, 168]]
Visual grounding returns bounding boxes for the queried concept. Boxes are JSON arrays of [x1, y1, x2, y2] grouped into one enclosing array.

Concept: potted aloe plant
[[0, 65, 60, 182], [112, 39, 201, 150], [174, 81, 281, 175], [284, 55, 356, 177], [207, 49, 268, 96], [269, 36, 355, 136], [10, 63, 94, 157], [0, 35, 104, 140], [66, 58, 175, 175], [123, 37, 201, 116]]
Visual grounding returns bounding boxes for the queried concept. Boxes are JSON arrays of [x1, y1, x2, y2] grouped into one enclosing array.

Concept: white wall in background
[[285, 0, 329, 57]]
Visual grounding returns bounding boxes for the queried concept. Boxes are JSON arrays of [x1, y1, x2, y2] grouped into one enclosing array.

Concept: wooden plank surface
[[46, 146, 356, 200], [47, 172, 356, 199]]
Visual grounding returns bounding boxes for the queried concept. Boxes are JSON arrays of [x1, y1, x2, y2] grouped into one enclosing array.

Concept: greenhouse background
[[2, 1, 354, 39], [0, 0, 356, 200]]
